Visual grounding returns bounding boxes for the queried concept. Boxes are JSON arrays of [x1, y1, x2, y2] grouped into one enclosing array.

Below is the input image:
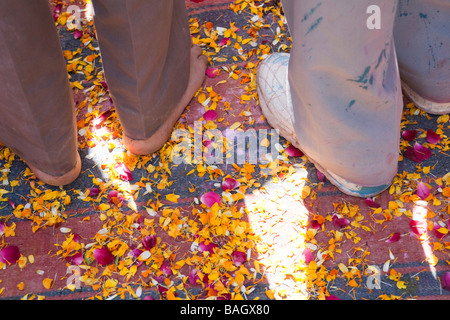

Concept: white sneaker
[[256, 53, 391, 198], [402, 80, 450, 115]]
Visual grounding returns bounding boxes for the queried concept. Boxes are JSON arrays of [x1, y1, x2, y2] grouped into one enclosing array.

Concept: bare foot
[[124, 45, 208, 155]]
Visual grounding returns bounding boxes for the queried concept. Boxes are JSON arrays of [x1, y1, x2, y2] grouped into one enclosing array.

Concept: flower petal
[[206, 67, 220, 78], [386, 232, 401, 243], [442, 272, 450, 291], [410, 219, 427, 236], [416, 182, 430, 200], [413, 143, 432, 162], [160, 260, 172, 277], [365, 198, 381, 208], [93, 247, 114, 266], [142, 234, 157, 250], [402, 130, 417, 141], [332, 214, 350, 228], [426, 129, 441, 144], [0, 246, 20, 264], [200, 191, 222, 208], [218, 37, 229, 47], [203, 109, 218, 121], [433, 223, 448, 240], [114, 163, 133, 181], [285, 145, 304, 157], [222, 177, 240, 192], [66, 252, 83, 265], [316, 170, 326, 182], [232, 250, 246, 266]]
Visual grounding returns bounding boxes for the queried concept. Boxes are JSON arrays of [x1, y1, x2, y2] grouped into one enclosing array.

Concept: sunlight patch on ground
[[245, 164, 313, 299]]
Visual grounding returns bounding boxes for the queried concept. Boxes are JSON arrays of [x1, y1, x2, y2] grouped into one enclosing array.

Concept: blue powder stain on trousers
[[305, 17, 323, 35]]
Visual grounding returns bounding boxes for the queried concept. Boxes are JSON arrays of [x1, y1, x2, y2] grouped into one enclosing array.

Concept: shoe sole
[[402, 80, 450, 115]]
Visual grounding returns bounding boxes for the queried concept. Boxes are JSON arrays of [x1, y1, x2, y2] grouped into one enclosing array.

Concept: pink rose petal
[[198, 241, 218, 254], [232, 250, 246, 266], [300, 248, 313, 264], [433, 223, 447, 240], [203, 109, 218, 121], [74, 29, 83, 39], [218, 37, 229, 47], [66, 252, 83, 265], [0, 246, 20, 264], [222, 177, 240, 191], [188, 268, 200, 285], [285, 145, 304, 157], [402, 130, 417, 141], [426, 129, 441, 144], [92, 110, 112, 127], [8, 199, 16, 209], [316, 170, 326, 182], [206, 68, 220, 78], [114, 163, 133, 181], [160, 260, 172, 277], [416, 182, 431, 200], [94, 247, 114, 266], [326, 295, 340, 300], [200, 191, 222, 208], [332, 214, 350, 228], [404, 143, 432, 163]]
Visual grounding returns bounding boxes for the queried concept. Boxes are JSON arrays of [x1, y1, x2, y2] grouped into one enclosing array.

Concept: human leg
[[258, 0, 402, 197], [395, 0, 450, 114], [0, 0, 80, 186], [92, 0, 208, 155]]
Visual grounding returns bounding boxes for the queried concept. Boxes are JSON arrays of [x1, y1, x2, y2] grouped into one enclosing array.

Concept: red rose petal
[[402, 130, 417, 141], [410, 219, 428, 236], [442, 272, 450, 290], [94, 247, 114, 266], [188, 268, 200, 285], [74, 29, 83, 39], [142, 235, 157, 250], [426, 129, 441, 144], [365, 198, 381, 208], [386, 232, 401, 243], [404, 143, 432, 163], [433, 223, 447, 240], [285, 145, 304, 157], [300, 248, 313, 264], [0, 246, 20, 264], [316, 170, 326, 182]]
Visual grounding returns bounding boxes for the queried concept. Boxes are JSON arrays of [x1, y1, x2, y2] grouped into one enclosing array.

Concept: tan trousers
[[0, 0, 190, 177]]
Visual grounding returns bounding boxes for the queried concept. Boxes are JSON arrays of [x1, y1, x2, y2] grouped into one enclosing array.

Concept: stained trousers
[[0, 0, 191, 177], [281, 0, 450, 187]]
